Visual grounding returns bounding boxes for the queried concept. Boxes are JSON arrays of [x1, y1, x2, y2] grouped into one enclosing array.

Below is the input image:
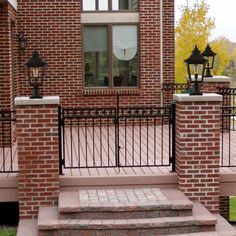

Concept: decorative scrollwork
[[61, 106, 171, 120], [221, 106, 236, 116], [0, 111, 16, 121], [162, 82, 189, 93]]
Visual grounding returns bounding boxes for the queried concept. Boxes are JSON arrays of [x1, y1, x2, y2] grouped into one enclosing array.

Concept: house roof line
[[0, 0, 17, 11]]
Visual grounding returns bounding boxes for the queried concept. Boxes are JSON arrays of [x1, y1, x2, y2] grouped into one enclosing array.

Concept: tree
[[210, 37, 233, 77], [175, 0, 215, 83]]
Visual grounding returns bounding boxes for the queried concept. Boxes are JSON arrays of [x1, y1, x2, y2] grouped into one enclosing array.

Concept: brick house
[[0, 0, 174, 109], [2, 0, 236, 235]]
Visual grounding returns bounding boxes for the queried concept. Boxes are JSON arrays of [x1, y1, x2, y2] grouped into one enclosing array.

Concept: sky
[[175, 0, 236, 43]]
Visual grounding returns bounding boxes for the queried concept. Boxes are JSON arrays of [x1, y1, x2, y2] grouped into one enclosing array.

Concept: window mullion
[[108, 0, 112, 11], [95, 0, 99, 10]]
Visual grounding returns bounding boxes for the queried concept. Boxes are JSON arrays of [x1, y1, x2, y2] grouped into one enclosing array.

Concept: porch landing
[[1, 127, 236, 201]]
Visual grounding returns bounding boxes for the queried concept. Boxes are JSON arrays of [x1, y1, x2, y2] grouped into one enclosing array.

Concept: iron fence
[[221, 106, 236, 167], [58, 97, 176, 174], [218, 88, 236, 131], [162, 82, 189, 106], [0, 110, 18, 173]]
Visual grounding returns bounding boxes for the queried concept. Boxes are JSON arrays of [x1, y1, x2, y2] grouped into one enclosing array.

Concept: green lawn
[[230, 196, 236, 221], [0, 228, 16, 236]]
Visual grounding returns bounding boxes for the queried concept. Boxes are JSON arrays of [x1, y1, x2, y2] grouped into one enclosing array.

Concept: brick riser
[[59, 209, 192, 220], [39, 225, 215, 236]]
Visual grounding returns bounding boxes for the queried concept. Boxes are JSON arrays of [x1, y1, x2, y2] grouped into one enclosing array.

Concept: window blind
[[84, 26, 108, 52], [113, 25, 137, 61]]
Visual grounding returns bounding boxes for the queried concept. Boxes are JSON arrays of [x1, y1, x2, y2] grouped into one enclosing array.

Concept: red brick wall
[[219, 196, 230, 221], [175, 100, 221, 213], [0, 3, 17, 110], [202, 82, 230, 94], [16, 0, 174, 107], [16, 103, 59, 219]]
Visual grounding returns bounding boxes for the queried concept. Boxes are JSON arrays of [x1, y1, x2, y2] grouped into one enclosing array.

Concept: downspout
[[160, 0, 163, 106]]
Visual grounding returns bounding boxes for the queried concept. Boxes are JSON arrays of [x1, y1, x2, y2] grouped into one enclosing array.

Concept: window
[[83, 25, 138, 88], [82, 0, 138, 11]]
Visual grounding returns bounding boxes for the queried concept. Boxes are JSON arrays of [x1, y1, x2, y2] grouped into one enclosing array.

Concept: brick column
[[174, 93, 222, 213], [15, 96, 60, 219], [0, 2, 17, 110], [202, 76, 231, 94]]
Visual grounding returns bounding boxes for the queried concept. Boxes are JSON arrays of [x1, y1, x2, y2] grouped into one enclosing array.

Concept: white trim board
[[81, 13, 139, 23]]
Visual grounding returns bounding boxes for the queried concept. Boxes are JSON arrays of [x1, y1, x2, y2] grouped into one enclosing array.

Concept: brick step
[[37, 203, 217, 236], [59, 187, 193, 219]]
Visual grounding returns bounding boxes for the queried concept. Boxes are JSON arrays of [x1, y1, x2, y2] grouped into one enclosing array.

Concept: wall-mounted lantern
[[202, 44, 217, 77], [25, 50, 47, 99], [185, 46, 207, 96], [17, 31, 27, 52]]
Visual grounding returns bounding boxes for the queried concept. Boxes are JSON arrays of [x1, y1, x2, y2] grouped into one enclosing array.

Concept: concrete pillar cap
[[173, 93, 222, 102], [15, 96, 60, 106]]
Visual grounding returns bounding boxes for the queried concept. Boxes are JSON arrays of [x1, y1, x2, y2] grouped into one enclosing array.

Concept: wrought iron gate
[[58, 96, 176, 174]]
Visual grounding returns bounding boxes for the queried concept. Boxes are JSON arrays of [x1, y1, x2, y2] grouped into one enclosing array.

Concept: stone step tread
[[59, 187, 193, 213], [160, 232, 219, 236], [164, 230, 236, 236], [163, 214, 236, 236], [16, 219, 37, 236], [38, 203, 216, 231], [215, 214, 236, 235]]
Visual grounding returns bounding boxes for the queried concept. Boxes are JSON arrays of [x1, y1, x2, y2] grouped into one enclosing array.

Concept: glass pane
[[112, 0, 138, 10], [83, 0, 96, 10], [112, 25, 138, 87], [98, 0, 109, 10], [83, 0, 108, 11], [113, 56, 138, 87], [84, 26, 109, 87]]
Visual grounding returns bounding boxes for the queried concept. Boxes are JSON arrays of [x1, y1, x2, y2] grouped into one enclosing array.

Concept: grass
[[0, 228, 16, 236], [230, 196, 236, 221]]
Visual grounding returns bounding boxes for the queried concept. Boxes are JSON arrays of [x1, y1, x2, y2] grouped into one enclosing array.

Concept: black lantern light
[[25, 50, 47, 99], [202, 44, 217, 77], [185, 45, 208, 96], [17, 31, 27, 52]]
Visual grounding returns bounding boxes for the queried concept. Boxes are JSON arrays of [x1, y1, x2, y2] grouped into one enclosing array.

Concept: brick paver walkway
[[78, 188, 169, 207]]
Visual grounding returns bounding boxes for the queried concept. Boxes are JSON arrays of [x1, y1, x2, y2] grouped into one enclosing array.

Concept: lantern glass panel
[[28, 66, 45, 86], [188, 63, 205, 82], [206, 56, 214, 69]]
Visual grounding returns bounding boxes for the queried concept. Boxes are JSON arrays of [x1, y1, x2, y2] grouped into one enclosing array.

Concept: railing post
[[171, 102, 176, 172], [115, 92, 120, 167], [58, 106, 63, 175]]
